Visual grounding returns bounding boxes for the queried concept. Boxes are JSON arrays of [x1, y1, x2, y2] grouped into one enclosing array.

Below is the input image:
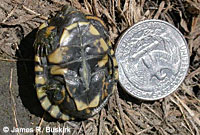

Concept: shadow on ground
[[117, 83, 156, 105], [17, 29, 59, 122], [16, 29, 46, 118]]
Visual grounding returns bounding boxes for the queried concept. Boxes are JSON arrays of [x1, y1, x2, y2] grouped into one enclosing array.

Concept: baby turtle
[[34, 5, 118, 120]]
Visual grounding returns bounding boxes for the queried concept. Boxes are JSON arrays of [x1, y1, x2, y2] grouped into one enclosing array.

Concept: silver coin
[[115, 19, 189, 100]]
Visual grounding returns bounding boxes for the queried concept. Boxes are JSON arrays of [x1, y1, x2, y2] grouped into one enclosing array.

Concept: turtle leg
[[36, 85, 75, 121]]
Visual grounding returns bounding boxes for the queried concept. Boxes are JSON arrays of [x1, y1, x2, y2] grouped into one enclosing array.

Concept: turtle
[[34, 5, 118, 121]]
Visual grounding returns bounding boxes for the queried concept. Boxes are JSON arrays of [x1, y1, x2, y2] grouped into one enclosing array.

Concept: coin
[[115, 19, 189, 100]]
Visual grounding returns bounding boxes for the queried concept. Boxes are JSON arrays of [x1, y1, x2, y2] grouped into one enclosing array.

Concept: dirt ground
[[0, 0, 200, 135]]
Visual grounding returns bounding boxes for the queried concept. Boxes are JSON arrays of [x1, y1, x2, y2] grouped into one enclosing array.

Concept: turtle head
[[46, 84, 65, 105]]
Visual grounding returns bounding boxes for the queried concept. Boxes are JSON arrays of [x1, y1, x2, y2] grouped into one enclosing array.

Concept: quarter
[[115, 19, 189, 100]]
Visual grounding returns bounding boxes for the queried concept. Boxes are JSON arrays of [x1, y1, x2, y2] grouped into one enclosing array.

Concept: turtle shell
[[34, 5, 118, 120]]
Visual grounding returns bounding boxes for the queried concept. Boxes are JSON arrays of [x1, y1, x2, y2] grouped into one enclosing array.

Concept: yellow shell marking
[[104, 83, 109, 98], [65, 22, 89, 31], [34, 55, 41, 63], [61, 114, 70, 121], [34, 65, 43, 72], [39, 22, 48, 30], [65, 23, 78, 31], [102, 90, 108, 100], [112, 58, 119, 80], [110, 49, 114, 55], [114, 70, 119, 80], [74, 99, 88, 111], [66, 95, 70, 103], [86, 16, 106, 28], [108, 40, 112, 47], [45, 26, 55, 38], [66, 86, 73, 97], [88, 94, 100, 108], [36, 87, 46, 99], [60, 29, 70, 45], [48, 47, 69, 64], [50, 65, 68, 75], [85, 109, 91, 114], [89, 25, 100, 35], [78, 22, 89, 26], [101, 82, 106, 100], [68, 10, 78, 15], [97, 47, 101, 53], [100, 38, 108, 51], [49, 106, 60, 118], [93, 39, 102, 53], [98, 55, 108, 67], [93, 39, 99, 45], [109, 68, 113, 75], [41, 96, 52, 110], [113, 58, 118, 67], [35, 75, 46, 85]]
